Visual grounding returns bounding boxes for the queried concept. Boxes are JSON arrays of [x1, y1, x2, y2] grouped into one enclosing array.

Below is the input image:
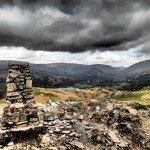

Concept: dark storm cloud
[[0, 0, 150, 53]]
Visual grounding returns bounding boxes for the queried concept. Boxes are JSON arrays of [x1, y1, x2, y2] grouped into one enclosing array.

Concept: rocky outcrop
[[27, 101, 149, 150], [0, 99, 149, 149]]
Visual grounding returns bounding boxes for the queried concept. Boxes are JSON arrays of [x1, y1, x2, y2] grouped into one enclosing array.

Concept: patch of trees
[[32, 75, 75, 88], [32, 73, 150, 91], [118, 74, 150, 91]]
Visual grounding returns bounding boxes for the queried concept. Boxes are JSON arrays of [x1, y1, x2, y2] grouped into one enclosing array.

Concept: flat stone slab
[[0, 123, 43, 133], [0, 123, 45, 146], [8, 61, 29, 67]]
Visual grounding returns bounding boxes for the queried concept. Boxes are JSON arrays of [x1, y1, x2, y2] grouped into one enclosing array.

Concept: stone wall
[[2, 61, 39, 129]]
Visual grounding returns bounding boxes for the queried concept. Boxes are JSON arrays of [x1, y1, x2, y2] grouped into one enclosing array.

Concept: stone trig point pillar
[[2, 61, 39, 128]]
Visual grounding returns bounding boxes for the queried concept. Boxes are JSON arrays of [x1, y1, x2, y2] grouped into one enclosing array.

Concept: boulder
[[26, 79, 32, 89], [7, 83, 17, 92], [69, 140, 84, 149]]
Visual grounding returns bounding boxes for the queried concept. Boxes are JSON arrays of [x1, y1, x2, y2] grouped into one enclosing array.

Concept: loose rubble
[[0, 100, 150, 149]]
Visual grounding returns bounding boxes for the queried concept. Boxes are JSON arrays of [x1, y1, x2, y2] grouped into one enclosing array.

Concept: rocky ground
[[0, 98, 150, 150]]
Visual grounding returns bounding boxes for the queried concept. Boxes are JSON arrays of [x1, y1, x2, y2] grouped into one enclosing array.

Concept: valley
[[0, 60, 150, 91]]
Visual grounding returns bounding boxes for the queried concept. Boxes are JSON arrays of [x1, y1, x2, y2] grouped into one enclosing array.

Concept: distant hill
[[30, 63, 121, 79], [122, 60, 150, 90], [0, 61, 122, 88], [0, 60, 150, 89], [124, 59, 150, 77]]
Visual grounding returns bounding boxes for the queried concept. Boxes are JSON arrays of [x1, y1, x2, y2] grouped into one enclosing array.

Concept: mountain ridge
[[124, 59, 150, 76], [0, 59, 150, 89]]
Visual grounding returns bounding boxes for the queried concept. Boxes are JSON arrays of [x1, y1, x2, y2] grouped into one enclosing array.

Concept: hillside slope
[[0, 61, 122, 88], [124, 59, 150, 76], [0, 60, 150, 89]]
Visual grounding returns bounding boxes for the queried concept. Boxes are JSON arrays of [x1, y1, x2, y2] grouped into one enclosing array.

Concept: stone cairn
[[2, 61, 39, 129]]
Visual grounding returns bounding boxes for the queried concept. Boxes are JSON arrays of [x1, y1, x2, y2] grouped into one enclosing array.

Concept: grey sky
[[0, 0, 150, 54]]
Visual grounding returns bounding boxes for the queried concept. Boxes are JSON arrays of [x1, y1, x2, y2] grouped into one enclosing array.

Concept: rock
[[90, 129, 102, 144], [6, 76, 13, 83], [107, 130, 120, 143], [69, 132, 76, 136], [24, 93, 34, 99], [82, 120, 89, 126], [69, 140, 84, 149], [7, 83, 17, 92], [7, 92, 20, 97], [49, 130, 54, 134], [49, 147, 58, 150], [90, 99, 99, 104], [96, 106, 100, 113], [60, 134, 66, 139], [54, 128, 61, 133], [48, 122, 54, 126], [8, 142, 14, 146], [17, 84, 25, 90], [118, 141, 130, 149], [9, 72, 18, 79], [44, 114, 54, 122], [26, 79, 32, 89], [26, 99, 35, 104], [75, 133, 80, 138], [59, 146, 66, 150], [66, 126, 72, 129], [106, 102, 114, 111], [64, 114, 72, 120], [41, 135, 51, 144], [48, 117, 55, 121], [73, 113, 77, 117], [142, 139, 150, 149], [51, 102, 59, 107], [116, 123, 133, 134], [85, 126, 92, 131], [124, 106, 138, 115], [62, 131, 70, 134], [78, 115, 84, 121]]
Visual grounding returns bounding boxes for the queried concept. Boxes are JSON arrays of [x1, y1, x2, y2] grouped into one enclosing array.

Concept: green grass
[[0, 87, 150, 108], [33, 87, 112, 103], [132, 102, 148, 110], [115, 89, 150, 107]]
